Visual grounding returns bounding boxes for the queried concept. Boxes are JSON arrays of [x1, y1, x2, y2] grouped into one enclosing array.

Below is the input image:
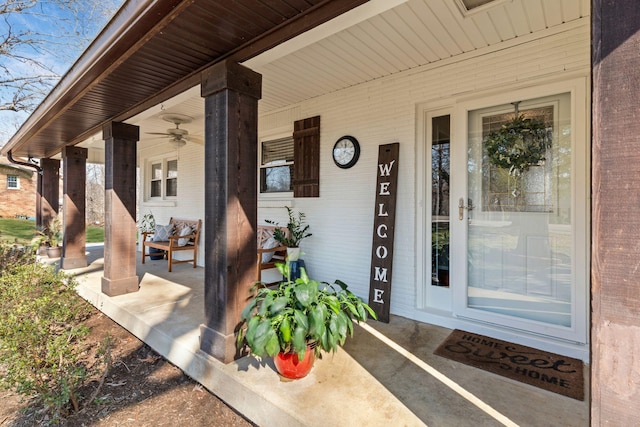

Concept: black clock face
[[333, 136, 360, 169]]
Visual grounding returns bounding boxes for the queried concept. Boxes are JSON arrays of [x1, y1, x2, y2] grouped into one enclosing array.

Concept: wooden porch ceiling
[[2, 0, 589, 159], [1, 0, 369, 159]]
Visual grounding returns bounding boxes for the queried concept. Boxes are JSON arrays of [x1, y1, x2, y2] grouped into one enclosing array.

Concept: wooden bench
[[141, 218, 201, 272], [256, 225, 288, 283]]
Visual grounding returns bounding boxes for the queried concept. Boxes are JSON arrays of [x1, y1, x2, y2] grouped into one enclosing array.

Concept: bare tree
[[86, 162, 104, 225], [0, 0, 121, 114]]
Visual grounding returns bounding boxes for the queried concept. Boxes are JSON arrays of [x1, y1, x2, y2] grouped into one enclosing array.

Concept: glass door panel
[[459, 92, 578, 337], [432, 115, 450, 287]]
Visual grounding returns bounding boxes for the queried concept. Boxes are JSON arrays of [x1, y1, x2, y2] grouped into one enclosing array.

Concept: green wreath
[[484, 115, 551, 175]]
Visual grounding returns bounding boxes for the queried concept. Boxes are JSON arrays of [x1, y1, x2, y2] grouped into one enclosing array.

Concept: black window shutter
[[292, 116, 320, 197]]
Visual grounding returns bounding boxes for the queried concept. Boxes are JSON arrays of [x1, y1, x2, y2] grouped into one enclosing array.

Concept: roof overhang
[[1, 0, 369, 159]]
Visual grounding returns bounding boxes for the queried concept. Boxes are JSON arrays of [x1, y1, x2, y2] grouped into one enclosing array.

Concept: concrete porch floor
[[64, 245, 589, 427]]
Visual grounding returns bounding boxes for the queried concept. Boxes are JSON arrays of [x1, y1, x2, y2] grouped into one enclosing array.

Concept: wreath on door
[[484, 114, 551, 176]]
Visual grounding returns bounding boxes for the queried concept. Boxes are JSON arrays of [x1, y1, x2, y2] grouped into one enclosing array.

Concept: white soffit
[[243, 0, 410, 69]]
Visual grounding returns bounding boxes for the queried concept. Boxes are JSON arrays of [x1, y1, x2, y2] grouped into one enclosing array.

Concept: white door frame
[[450, 77, 589, 344], [415, 76, 589, 346]]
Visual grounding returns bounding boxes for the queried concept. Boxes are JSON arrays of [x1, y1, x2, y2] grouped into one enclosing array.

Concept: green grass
[[0, 218, 37, 245], [86, 225, 104, 243], [0, 218, 104, 245]]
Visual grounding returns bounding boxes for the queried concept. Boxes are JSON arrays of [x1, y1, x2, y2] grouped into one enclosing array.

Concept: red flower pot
[[274, 346, 315, 379]]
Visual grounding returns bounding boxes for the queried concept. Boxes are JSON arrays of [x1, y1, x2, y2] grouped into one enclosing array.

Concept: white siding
[[138, 142, 205, 264], [258, 21, 590, 322]]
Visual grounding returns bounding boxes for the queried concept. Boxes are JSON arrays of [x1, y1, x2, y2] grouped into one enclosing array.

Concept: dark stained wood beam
[[101, 122, 140, 296], [61, 147, 88, 270], [199, 60, 261, 363], [592, 0, 640, 423]]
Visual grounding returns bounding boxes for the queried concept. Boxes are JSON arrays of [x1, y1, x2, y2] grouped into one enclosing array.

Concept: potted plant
[[138, 212, 156, 237], [236, 262, 376, 379], [35, 216, 62, 258], [137, 212, 163, 260], [265, 207, 312, 261]]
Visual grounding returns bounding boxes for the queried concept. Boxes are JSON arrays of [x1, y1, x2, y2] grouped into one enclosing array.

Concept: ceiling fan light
[[170, 139, 187, 148]]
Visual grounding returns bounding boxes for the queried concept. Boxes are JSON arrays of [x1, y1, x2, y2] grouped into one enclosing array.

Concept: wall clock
[[333, 135, 360, 169]]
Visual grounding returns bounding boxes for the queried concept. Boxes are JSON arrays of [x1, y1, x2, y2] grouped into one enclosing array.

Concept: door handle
[[458, 198, 473, 220]]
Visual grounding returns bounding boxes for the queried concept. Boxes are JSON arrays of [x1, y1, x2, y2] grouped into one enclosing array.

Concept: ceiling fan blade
[[146, 132, 172, 136], [185, 135, 203, 145]]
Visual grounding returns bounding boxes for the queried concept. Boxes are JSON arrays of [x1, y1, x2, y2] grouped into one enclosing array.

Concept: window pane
[[152, 163, 162, 180], [481, 106, 553, 213], [167, 160, 177, 179], [7, 175, 18, 189], [431, 115, 450, 287], [262, 137, 294, 164], [151, 180, 161, 197], [166, 178, 177, 197], [261, 165, 292, 192]]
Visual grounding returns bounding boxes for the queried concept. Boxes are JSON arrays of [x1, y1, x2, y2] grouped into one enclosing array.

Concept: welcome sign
[[368, 143, 399, 323]]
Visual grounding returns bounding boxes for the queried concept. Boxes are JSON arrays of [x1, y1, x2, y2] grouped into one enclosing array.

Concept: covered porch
[[65, 245, 588, 427]]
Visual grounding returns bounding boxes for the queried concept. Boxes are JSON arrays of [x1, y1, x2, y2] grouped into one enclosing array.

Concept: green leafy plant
[[0, 262, 92, 419], [265, 206, 312, 248], [138, 211, 156, 233], [237, 262, 376, 360], [484, 114, 551, 176], [35, 215, 63, 247], [0, 244, 35, 276]]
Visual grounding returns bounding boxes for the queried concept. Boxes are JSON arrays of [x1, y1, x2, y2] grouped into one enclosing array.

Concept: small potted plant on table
[[236, 263, 376, 379]]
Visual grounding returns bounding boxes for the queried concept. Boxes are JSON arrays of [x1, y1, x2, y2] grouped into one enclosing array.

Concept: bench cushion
[[177, 225, 193, 246], [261, 236, 279, 263], [153, 224, 173, 242]]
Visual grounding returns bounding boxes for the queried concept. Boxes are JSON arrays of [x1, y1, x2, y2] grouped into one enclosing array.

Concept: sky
[[0, 0, 124, 147]]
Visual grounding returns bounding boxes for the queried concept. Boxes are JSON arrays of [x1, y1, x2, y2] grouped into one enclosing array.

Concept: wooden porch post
[[592, 0, 640, 423], [101, 122, 139, 296], [199, 60, 261, 363], [61, 147, 88, 269], [39, 158, 60, 229]]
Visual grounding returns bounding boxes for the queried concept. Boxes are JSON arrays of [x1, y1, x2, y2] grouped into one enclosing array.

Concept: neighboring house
[[0, 156, 36, 219], [0, 0, 636, 422]]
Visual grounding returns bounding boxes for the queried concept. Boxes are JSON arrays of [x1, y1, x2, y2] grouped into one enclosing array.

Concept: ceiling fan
[[146, 114, 199, 147]]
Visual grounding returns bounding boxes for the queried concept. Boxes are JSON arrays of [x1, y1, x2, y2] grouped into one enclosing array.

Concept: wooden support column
[[38, 158, 60, 229], [61, 147, 88, 269], [199, 60, 261, 363], [101, 122, 139, 296], [592, 0, 640, 423]]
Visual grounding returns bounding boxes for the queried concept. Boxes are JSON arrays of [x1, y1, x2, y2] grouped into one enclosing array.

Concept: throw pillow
[[177, 226, 193, 247], [152, 224, 173, 242], [261, 236, 279, 263]]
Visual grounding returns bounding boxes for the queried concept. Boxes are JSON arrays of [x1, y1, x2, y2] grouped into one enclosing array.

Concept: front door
[[450, 82, 588, 343]]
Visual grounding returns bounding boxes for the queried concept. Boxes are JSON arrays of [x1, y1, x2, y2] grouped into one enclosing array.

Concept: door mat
[[434, 330, 584, 400]]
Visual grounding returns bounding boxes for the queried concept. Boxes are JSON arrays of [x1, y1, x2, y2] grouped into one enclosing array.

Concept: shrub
[[0, 262, 92, 418], [0, 244, 35, 276]]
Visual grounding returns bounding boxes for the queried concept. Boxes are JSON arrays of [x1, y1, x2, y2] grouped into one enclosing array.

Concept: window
[[259, 115, 321, 197], [260, 137, 294, 193], [7, 175, 19, 189], [460, 0, 495, 10], [455, 0, 503, 16], [166, 159, 177, 197], [148, 157, 178, 199]]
